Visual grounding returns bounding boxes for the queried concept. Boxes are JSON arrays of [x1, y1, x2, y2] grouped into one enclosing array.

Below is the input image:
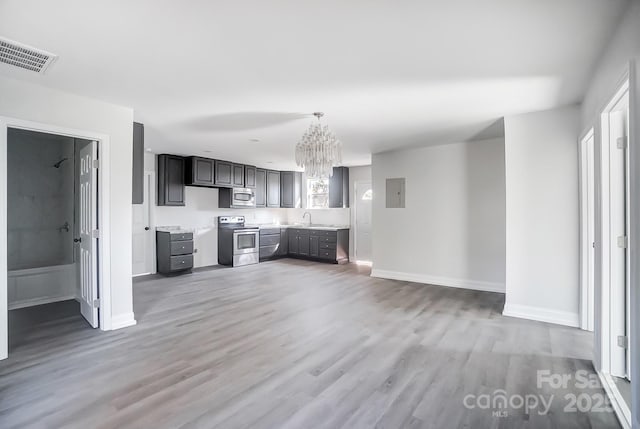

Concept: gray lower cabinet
[[259, 228, 281, 261], [287, 228, 349, 264], [157, 154, 185, 206], [156, 230, 194, 274]]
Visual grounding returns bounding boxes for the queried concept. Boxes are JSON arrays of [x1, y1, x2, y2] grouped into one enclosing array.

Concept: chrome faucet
[[303, 211, 312, 226]]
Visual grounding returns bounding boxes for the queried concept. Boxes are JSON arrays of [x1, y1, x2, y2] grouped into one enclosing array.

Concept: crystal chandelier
[[295, 112, 342, 178]]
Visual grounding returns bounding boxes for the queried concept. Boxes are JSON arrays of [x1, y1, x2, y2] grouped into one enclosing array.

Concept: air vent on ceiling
[[0, 37, 57, 74]]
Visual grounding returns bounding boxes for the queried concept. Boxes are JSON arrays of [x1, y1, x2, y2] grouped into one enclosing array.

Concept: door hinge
[[92, 159, 99, 169], [617, 235, 628, 248], [93, 298, 100, 308], [618, 335, 628, 349], [617, 136, 628, 149], [91, 229, 100, 239]]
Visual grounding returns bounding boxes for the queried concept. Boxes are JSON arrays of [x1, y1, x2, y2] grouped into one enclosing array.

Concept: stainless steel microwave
[[219, 187, 255, 208]]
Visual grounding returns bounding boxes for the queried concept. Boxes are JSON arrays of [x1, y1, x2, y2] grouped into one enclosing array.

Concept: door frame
[[597, 73, 632, 427], [579, 127, 596, 331], [0, 116, 113, 360], [353, 179, 372, 264], [132, 171, 156, 277]]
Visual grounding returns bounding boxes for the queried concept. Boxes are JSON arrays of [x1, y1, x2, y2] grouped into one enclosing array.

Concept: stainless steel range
[[217, 216, 260, 267]]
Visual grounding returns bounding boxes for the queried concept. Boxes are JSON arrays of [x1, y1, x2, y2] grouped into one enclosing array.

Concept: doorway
[[354, 180, 372, 264], [132, 171, 155, 276], [599, 78, 632, 420]]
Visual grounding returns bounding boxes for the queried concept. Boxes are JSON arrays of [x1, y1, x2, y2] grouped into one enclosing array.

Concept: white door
[[355, 181, 372, 263], [580, 131, 596, 332], [79, 142, 99, 328], [132, 172, 155, 275]]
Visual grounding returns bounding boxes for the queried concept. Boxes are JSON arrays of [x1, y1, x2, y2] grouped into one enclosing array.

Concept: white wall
[[0, 75, 135, 337], [370, 138, 506, 292], [503, 105, 581, 327]]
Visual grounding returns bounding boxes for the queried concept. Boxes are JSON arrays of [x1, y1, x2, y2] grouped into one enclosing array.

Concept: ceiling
[[0, 0, 628, 169]]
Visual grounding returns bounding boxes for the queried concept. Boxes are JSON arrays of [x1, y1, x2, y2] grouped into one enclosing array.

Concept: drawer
[[319, 242, 336, 250], [170, 240, 193, 256], [260, 234, 280, 247], [260, 228, 280, 236], [170, 254, 193, 271], [310, 230, 337, 238], [259, 245, 278, 259], [318, 249, 337, 260], [170, 232, 193, 241], [318, 236, 337, 243]]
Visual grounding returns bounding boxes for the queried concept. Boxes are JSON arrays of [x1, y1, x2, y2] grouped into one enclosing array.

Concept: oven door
[[232, 188, 256, 208], [233, 229, 259, 255]]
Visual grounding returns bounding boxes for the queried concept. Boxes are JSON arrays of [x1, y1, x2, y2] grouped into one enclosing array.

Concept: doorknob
[[145, 227, 150, 231], [74, 238, 82, 243]]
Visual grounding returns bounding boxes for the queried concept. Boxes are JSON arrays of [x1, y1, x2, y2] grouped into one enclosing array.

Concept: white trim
[[8, 295, 77, 311], [579, 127, 596, 331], [111, 312, 137, 330], [598, 371, 631, 429], [370, 269, 504, 293], [353, 179, 373, 264], [502, 303, 580, 327], [0, 117, 116, 360]]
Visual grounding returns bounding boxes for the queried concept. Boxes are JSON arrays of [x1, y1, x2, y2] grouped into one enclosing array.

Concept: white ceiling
[[0, 0, 628, 169]]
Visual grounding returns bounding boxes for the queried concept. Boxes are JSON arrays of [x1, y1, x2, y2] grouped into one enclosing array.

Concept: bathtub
[[7, 263, 77, 310]]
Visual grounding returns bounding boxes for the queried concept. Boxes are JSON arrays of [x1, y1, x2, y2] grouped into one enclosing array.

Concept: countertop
[[247, 224, 350, 231], [156, 226, 195, 234]]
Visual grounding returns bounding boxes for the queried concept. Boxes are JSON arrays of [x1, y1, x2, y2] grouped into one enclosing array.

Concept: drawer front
[[170, 232, 193, 241], [170, 254, 193, 270], [259, 245, 278, 259], [260, 228, 281, 236], [319, 242, 336, 250], [170, 240, 193, 256], [318, 249, 337, 260], [318, 236, 337, 243], [310, 230, 337, 238], [260, 234, 280, 247]]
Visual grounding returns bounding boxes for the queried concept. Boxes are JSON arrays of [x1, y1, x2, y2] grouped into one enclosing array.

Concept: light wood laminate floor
[[1, 259, 621, 428]]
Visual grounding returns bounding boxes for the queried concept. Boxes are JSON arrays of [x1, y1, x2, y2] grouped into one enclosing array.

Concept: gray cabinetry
[[259, 227, 282, 261], [288, 228, 349, 264], [245, 165, 257, 188], [329, 166, 349, 208], [266, 170, 280, 208], [185, 156, 215, 187], [214, 160, 233, 187], [157, 154, 185, 206], [132, 122, 144, 204], [280, 171, 302, 208], [232, 163, 245, 187], [255, 168, 267, 207], [156, 230, 194, 274]]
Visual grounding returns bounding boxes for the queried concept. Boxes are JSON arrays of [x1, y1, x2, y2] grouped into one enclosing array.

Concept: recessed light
[[203, 150, 213, 153], [266, 161, 274, 164], [249, 138, 261, 143], [145, 148, 152, 152]]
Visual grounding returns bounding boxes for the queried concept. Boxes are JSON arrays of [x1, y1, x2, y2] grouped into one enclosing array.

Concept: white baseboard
[[502, 303, 580, 327], [110, 312, 137, 330], [8, 294, 77, 310], [370, 269, 505, 293]]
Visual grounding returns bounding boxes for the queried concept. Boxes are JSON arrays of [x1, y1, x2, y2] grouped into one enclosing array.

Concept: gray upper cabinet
[[266, 170, 280, 208], [185, 156, 215, 187], [132, 122, 144, 204], [232, 163, 245, 187], [245, 165, 257, 188], [255, 168, 267, 207], [214, 160, 233, 187], [157, 154, 185, 206], [280, 171, 302, 208], [329, 166, 349, 208]]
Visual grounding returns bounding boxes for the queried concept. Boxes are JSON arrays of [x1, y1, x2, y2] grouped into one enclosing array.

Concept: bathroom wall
[[7, 129, 75, 270]]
